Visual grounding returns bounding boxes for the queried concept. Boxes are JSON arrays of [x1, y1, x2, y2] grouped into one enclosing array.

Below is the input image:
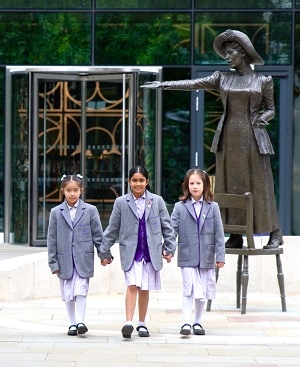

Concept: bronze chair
[[206, 192, 286, 314]]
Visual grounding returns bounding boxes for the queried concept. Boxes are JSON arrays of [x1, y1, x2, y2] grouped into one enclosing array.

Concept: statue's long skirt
[[215, 90, 279, 234]]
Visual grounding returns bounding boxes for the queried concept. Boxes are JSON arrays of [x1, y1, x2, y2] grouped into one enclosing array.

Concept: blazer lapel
[[199, 201, 211, 233], [145, 191, 153, 221], [185, 199, 197, 220], [127, 193, 139, 219], [72, 199, 85, 227], [60, 201, 73, 229]]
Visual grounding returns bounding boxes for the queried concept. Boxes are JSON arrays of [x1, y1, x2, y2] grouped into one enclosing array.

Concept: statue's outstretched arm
[[140, 81, 163, 89], [140, 79, 203, 90], [140, 71, 221, 91]]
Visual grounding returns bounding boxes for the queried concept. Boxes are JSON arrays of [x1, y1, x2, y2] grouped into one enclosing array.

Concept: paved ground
[[1, 244, 300, 366], [0, 243, 47, 260], [0, 291, 300, 367]]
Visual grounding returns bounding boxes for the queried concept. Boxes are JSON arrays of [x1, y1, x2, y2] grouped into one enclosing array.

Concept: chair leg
[[276, 254, 287, 312], [241, 255, 249, 314], [206, 267, 220, 311], [206, 299, 212, 312], [236, 255, 242, 309]]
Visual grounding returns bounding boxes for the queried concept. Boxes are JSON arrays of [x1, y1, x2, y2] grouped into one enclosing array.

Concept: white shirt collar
[[191, 197, 203, 205], [132, 192, 146, 201], [66, 200, 79, 210]]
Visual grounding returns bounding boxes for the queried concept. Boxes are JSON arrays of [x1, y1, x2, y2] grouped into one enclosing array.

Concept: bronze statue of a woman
[[142, 29, 283, 249]]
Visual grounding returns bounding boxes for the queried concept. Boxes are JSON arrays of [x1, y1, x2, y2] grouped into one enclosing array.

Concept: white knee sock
[[182, 295, 193, 325], [194, 299, 205, 324], [65, 300, 76, 325], [76, 295, 87, 324]]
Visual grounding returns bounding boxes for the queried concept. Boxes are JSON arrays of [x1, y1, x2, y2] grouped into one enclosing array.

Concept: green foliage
[[95, 13, 190, 65], [195, 0, 291, 8], [194, 12, 292, 65], [0, 0, 91, 8], [96, 0, 190, 9], [0, 13, 91, 65]]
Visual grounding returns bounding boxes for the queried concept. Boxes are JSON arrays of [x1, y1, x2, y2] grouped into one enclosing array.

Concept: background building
[[0, 0, 299, 246]]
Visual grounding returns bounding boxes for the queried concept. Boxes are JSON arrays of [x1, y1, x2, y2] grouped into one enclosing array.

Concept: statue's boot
[[263, 229, 284, 249], [225, 234, 243, 249]]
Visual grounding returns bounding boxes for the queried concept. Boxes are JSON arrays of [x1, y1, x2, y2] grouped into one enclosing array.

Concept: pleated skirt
[[124, 260, 161, 291], [60, 268, 89, 302], [181, 266, 216, 300]]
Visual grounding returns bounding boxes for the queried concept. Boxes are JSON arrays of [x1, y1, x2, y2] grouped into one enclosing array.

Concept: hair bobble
[[77, 174, 83, 179], [61, 174, 66, 181]]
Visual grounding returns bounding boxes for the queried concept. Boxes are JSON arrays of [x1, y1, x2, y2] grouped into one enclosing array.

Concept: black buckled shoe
[[136, 326, 150, 337], [192, 323, 205, 335], [67, 325, 77, 336], [180, 323, 191, 336], [77, 323, 88, 334], [121, 324, 134, 339], [225, 234, 243, 249]]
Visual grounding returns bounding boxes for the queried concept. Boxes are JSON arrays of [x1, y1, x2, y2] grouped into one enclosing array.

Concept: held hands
[[101, 258, 113, 266], [162, 251, 173, 263], [215, 262, 225, 268], [140, 81, 162, 89]]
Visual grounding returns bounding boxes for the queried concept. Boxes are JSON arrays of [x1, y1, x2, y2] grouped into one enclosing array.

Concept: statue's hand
[[140, 81, 162, 89], [256, 119, 269, 129]]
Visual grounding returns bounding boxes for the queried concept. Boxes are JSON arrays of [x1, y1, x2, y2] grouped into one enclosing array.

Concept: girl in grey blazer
[[171, 169, 225, 336], [100, 166, 176, 339], [47, 174, 103, 336]]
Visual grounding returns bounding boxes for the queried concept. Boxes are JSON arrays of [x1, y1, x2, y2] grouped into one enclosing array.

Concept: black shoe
[[121, 324, 134, 339], [225, 234, 243, 249], [136, 325, 150, 337], [263, 229, 284, 249], [192, 323, 205, 335], [77, 323, 88, 334], [67, 325, 77, 336], [180, 323, 191, 336]]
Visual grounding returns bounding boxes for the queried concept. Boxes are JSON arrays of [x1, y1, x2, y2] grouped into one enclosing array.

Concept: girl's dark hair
[[221, 41, 252, 65], [60, 174, 83, 189], [179, 168, 214, 202], [128, 165, 151, 191]]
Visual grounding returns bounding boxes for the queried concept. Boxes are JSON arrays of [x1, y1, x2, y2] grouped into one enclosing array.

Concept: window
[[194, 12, 292, 65], [95, 12, 191, 65]]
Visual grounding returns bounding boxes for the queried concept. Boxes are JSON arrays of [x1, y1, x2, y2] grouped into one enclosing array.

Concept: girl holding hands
[[47, 174, 103, 336], [100, 165, 176, 339], [171, 169, 225, 336]]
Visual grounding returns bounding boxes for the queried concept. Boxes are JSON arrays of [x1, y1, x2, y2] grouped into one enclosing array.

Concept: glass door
[[30, 72, 136, 246], [5, 66, 162, 245]]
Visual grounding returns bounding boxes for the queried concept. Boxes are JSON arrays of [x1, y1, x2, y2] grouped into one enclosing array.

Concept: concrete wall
[[0, 236, 298, 302]]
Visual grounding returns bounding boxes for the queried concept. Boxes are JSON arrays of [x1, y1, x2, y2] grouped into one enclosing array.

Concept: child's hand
[[53, 270, 60, 275], [216, 262, 224, 268], [163, 251, 172, 263], [101, 258, 113, 266]]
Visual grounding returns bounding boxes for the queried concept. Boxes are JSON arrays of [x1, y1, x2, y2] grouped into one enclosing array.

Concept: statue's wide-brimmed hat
[[213, 29, 264, 65]]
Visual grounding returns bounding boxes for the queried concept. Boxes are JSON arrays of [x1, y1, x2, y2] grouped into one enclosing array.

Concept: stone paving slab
[[0, 292, 300, 366]]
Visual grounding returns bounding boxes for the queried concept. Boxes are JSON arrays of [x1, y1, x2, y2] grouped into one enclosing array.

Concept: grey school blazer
[[47, 199, 103, 280], [171, 199, 225, 268], [100, 190, 177, 272]]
